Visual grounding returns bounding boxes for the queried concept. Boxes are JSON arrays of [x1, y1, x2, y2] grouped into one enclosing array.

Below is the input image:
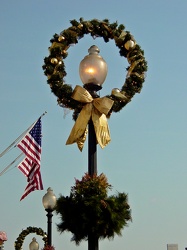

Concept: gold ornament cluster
[[14, 227, 47, 250], [43, 18, 148, 119]]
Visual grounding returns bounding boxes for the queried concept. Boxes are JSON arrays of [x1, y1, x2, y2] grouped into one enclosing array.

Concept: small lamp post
[[42, 187, 57, 247], [29, 237, 39, 250], [79, 45, 108, 250]]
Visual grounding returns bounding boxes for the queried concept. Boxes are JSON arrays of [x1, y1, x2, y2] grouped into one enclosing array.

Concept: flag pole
[[0, 153, 24, 176], [0, 111, 47, 158]]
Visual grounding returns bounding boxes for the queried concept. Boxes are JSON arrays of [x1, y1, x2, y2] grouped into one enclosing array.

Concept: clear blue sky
[[1, 1, 187, 250]]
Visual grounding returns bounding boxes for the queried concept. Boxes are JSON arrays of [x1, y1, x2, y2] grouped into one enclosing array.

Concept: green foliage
[[42, 18, 148, 120], [55, 173, 131, 245]]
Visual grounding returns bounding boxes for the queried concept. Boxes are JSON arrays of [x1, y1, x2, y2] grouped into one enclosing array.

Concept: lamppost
[[79, 45, 107, 177], [42, 187, 57, 247], [29, 237, 39, 250], [79, 45, 108, 250]]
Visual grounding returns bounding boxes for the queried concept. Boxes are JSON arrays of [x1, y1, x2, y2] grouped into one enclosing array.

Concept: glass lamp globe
[[42, 187, 57, 210], [29, 237, 39, 250], [79, 45, 108, 90]]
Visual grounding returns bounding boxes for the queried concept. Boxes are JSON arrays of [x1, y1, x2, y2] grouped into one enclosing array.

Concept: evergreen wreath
[[43, 18, 148, 120], [55, 173, 131, 245], [14, 227, 48, 250]]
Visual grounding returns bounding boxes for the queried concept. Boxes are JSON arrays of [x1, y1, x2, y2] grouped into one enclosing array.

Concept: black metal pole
[[88, 233, 98, 250], [88, 120, 99, 250], [84, 83, 101, 250], [88, 104, 98, 250], [46, 209, 53, 246], [88, 120, 97, 177]]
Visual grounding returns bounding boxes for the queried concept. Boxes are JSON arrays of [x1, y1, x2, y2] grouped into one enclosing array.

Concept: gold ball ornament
[[58, 35, 65, 42], [78, 23, 83, 29], [50, 58, 58, 64], [111, 88, 127, 100], [62, 50, 67, 55], [124, 40, 135, 50]]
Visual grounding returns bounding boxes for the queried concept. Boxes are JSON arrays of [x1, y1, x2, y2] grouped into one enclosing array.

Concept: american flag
[[17, 118, 43, 200]]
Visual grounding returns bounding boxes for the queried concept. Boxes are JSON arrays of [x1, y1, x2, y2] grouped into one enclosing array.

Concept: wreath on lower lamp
[[42, 18, 148, 120], [14, 227, 48, 250], [55, 173, 131, 245]]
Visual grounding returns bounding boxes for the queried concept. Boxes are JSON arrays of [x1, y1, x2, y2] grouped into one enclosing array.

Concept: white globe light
[[79, 45, 108, 87], [29, 238, 39, 250], [42, 187, 57, 210]]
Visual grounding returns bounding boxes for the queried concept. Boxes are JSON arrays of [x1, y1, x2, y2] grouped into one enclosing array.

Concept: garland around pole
[[43, 18, 148, 120], [55, 173, 131, 245]]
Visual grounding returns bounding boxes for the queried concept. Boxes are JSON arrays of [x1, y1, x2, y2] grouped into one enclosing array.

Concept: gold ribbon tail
[[66, 103, 92, 151], [92, 97, 114, 148], [92, 108, 111, 148]]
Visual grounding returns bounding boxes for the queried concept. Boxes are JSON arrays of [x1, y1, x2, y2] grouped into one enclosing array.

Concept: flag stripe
[[18, 157, 32, 177], [18, 136, 41, 157], [20, 171, 43, 201], [17, 134, 41, 165], [27, 163, 40, 181], [20, 134, 41, 154]]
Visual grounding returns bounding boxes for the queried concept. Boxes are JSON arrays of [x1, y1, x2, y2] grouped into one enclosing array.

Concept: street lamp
[[79, 45, 107, 98], [79, 45, 108, 250], [79, 45, 107, 177], [42, 187, 57, 247], [29, 237, 39, 250]]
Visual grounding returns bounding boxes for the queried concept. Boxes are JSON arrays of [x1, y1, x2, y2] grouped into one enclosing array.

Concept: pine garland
[[55, 173, 131, 245], [42, 18, 148, 120]]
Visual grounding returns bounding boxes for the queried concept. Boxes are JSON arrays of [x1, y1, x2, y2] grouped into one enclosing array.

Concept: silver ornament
[[111, 88, 127, 100]]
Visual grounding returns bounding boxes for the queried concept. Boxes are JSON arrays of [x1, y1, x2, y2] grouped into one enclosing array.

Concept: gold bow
[[66, 85, 114, 151]]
